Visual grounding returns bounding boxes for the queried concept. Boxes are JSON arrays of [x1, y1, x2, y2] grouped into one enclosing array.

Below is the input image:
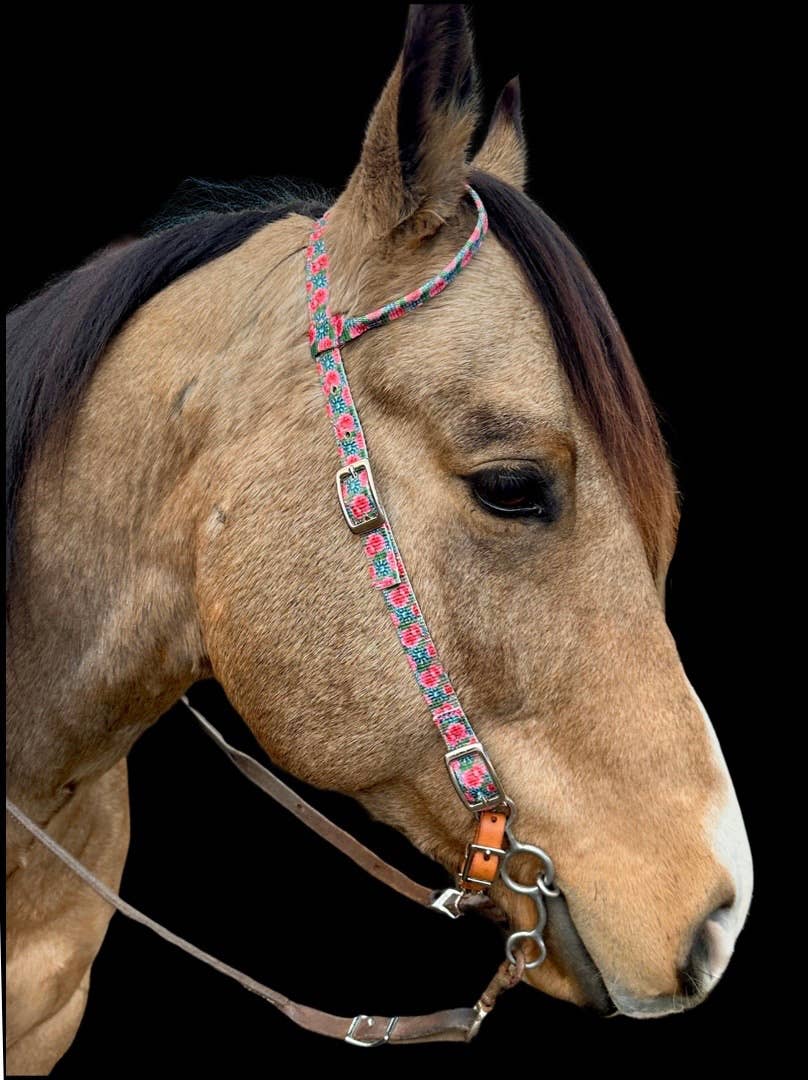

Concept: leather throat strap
[[180, 696, 501, 920], [5, 700, 519, 1047]]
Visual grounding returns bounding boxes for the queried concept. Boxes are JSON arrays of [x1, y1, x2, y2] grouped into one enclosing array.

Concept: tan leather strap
[[459, 809, 509, 892], [180, 697, 502, 922], [5, 795, 523, 1045]]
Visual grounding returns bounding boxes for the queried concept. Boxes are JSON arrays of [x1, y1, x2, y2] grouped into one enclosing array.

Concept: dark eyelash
[[466, 465, 556, 521]]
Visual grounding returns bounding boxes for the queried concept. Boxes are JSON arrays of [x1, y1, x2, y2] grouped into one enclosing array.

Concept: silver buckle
[[459, 841, 507, 888], [335, 459, 385, 534], [344, 1014, 398, 1047], [444, 741, 506, 813]]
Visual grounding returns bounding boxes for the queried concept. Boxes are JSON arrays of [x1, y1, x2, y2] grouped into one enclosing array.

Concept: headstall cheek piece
[[5, 186, 559, 1048]]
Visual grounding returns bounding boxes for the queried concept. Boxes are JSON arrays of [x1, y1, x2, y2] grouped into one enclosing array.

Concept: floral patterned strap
[[305, 187, 504, 815], [339, 187, 488, 346]]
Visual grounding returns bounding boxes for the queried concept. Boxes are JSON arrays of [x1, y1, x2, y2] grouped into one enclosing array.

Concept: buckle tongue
[[344, 1014, 398, 1047], [459, 840, 508, 888]]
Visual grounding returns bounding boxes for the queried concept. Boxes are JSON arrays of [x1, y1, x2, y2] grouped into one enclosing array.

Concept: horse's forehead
[[363, 235, 571, 422]]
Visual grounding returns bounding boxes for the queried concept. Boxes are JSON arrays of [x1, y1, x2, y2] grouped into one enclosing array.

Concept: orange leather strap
[[458, 809, 509, 892]]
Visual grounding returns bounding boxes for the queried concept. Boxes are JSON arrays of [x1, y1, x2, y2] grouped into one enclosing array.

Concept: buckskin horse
[[5, 5, 753, 1073]]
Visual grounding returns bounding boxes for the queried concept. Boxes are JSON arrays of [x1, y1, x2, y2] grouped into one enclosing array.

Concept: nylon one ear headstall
[[304, 183, 559, 961]]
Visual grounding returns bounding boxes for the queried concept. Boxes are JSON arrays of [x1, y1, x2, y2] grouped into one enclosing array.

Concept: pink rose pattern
[[305, 186, 499, 811]]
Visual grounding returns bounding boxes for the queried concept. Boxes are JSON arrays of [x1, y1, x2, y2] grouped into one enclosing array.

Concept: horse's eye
[[467, 465, 556, 521]]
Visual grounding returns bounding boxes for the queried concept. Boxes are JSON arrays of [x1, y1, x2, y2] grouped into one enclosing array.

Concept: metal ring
[[500, 824, 557, 973], [537, 874, 561, 898], [526, 939, 547, 969], [539, 854, 557, 888], [502, 832, 557, 892], [506, 930, 547, 969], [500, 864, 540, 896]]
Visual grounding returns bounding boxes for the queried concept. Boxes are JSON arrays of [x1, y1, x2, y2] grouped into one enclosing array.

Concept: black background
[[9, 4, 777, 1073]]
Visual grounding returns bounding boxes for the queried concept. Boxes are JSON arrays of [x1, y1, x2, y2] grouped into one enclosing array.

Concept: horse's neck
[[7, 214, 310, 815], [6, 407, 210, 814]]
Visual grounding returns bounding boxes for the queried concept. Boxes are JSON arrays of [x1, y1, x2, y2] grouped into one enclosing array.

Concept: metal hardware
[[500, 823, 560, 969], [501, 795, 518, 827], [429, 887, 466, 919], [344, 1014, 398, 1047], [467, 1000, 491, 1040], [444, 742, 507, 813], [335, 459, 385, 534], [459, 841, 507, 888]]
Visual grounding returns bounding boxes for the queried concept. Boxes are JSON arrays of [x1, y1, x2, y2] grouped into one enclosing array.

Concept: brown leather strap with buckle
[[6, 796, 523, 1046], [182, 697, 502, 922], [458, 809, 509, 891], [5, 700, 521, 1047]]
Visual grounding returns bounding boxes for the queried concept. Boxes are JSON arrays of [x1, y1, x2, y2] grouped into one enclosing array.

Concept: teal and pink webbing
[[305, 186, 505, 815]]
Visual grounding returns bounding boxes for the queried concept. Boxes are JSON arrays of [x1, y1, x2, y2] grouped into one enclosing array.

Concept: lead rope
[[6, 793, 524, 1045]]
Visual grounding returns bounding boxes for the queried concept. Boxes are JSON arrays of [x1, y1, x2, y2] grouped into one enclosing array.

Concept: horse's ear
[[472, 77, 527, 190], [337, 4, 481, 244]]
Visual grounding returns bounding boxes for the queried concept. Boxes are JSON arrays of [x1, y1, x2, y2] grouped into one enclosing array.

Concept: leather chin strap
[[6, 697, 523, 1046]]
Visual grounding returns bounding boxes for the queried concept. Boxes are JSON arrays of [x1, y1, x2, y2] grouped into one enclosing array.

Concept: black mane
[[6, 195, 328, 594]]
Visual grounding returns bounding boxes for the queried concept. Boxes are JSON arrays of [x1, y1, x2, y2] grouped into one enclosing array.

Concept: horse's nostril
[[679, 899, 737, 997]]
